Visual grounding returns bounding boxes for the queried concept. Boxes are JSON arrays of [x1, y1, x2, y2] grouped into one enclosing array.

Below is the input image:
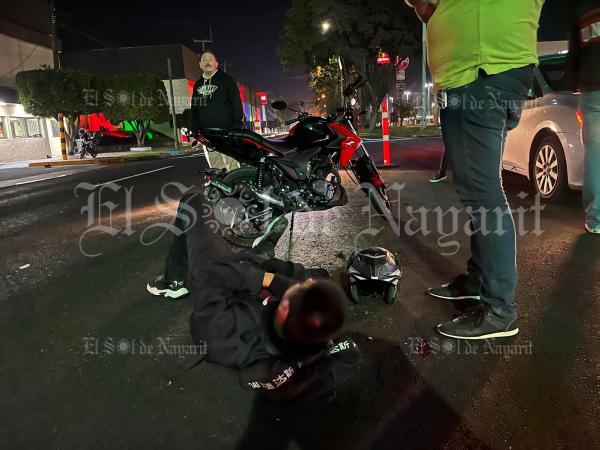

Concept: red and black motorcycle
[[195, 78, 391, 247]]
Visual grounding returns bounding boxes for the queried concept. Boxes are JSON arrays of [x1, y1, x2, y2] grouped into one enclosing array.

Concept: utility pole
[[421, 22, 427, 129], [49, 0, 68, 160], [167, 58, 179, 150], [193, 26, 213, 52], [49, 0, 59, 69]]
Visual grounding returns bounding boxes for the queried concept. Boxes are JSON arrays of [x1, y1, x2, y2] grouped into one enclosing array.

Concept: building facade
[[0, 0, 61, 163]]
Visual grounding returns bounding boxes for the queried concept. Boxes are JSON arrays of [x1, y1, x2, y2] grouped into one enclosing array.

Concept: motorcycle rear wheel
[[207, 167, 282, 248]]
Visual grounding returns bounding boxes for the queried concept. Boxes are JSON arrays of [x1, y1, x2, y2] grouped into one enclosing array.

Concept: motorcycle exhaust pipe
[[252, 189, 285, 209], [255, 191, 285, 208]]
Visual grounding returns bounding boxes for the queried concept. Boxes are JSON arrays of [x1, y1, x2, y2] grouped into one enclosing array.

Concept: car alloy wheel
[[534, 144, 560, 196]]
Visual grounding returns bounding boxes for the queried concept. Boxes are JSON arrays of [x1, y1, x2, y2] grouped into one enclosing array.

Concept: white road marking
[[19, 264, 30, 270], [363, 137, 410, 142], [15, 174, 70, 185], [94, 165, 174, 187]]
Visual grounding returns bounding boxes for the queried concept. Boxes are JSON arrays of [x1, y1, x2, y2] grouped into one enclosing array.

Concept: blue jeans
[[440, 66, 533, 317], [582, 91, 600, 229]]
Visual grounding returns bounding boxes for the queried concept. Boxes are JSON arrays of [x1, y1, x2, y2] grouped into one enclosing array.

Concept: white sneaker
[[585, 224, 600, 234]]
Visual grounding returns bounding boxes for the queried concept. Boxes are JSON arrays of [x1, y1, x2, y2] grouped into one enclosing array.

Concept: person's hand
[[407, 0, 438, 23], [262, 272, 275, 288], [415, 3, 437, 23]]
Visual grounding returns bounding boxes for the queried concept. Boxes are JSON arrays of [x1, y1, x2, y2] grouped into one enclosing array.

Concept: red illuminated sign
[[256, 91, 268, 105], [377, 51, 391, 65]]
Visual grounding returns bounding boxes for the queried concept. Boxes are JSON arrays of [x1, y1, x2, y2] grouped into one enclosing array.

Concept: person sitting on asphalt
[[567, 0, 600, 234], [190, 50, 244, 171], [148, 193, 361, 399]]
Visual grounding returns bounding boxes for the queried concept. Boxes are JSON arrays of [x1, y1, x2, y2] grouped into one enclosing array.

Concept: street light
[[321, 21, 331, 33]]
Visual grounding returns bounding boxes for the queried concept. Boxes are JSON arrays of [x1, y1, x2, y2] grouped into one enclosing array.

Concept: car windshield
[[539, 58, 570, 92]]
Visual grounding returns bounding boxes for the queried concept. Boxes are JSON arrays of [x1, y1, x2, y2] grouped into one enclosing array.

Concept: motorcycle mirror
[[271, 100, 287, 111]]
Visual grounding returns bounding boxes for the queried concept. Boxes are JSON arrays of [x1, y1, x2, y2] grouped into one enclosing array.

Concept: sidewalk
[[0, 146, 201, 170]]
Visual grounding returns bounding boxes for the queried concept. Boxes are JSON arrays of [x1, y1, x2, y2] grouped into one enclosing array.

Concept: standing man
[[406, 0, 544, 339], [568, 1, 600, 234], [191, 50, 244, 170]]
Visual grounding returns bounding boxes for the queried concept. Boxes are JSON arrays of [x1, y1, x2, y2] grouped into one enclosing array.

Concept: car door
[[502, 74, 542, 174]]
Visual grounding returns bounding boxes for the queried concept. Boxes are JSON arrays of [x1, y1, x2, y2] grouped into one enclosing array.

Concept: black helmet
[[347, 247, 401, 304]]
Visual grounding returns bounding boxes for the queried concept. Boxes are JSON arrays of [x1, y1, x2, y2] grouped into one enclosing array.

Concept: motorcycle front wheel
[[350, 155, 392, 216], [206, 167, 282, 248]]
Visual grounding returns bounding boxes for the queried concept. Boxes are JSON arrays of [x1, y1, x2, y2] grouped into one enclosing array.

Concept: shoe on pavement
[[427, 273, 481, 301], [429, 173, 447, 183], [436, 304, 518, 340], [147, 274, 189, 299], [585, 223, 600, 234], [252, 215, 289, 248]]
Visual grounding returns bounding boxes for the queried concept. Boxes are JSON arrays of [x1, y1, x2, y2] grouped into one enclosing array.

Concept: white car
[[503, 54, 584, 201]]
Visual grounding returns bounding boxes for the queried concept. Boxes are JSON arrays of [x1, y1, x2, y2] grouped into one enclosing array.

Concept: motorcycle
[[194, 77, 391, 247], [77, 128, 102, 159]]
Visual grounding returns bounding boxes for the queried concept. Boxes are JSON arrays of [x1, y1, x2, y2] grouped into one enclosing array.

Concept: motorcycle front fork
[[256, 157, 266, 189]]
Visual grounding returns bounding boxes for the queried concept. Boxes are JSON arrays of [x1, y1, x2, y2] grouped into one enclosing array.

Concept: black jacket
[[190, 70, 245, 130], [188, 252, 360, 400], [567, 1, 600, 92]]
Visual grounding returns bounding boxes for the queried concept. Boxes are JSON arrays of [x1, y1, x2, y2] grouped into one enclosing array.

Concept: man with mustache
[[406, 0, 544, 339], [190, 50, 245, 169]]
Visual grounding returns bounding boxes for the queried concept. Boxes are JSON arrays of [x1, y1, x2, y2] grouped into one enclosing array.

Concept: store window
[[26, 118, 43, 137], [9, 117, 44, 138], [0, 118, 7, 139]]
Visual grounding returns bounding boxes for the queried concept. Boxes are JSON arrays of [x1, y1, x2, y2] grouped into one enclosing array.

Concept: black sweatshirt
[[190, 70, 245, 130], [188, 252, 361, 400], [567, 1, 600, 93]]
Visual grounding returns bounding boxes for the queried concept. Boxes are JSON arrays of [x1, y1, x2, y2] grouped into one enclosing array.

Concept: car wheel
[[530, 136, 568, 202]]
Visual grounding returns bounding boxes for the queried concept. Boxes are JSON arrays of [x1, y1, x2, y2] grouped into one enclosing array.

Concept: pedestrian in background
[[190, 50, 244, 171], [406, 0, 544, 339], [568, 0, 600, 234]]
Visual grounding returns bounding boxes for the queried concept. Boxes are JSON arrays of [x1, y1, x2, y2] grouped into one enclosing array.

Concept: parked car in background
[[503, 53, 584, 201]]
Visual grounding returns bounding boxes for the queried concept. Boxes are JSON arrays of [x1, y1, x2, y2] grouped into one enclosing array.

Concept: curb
[[28, 150, 201, 168]]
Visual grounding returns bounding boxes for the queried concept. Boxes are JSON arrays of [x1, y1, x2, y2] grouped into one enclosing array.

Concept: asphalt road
[[1, 139, 599, 449]]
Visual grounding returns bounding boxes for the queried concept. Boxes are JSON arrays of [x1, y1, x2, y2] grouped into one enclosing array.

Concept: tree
[[103, 74, 169, 148], [308, 58, 343, 115], [16, 66, 98, 153], [278, 0, 420, 128], [397, 98, 417, 127]]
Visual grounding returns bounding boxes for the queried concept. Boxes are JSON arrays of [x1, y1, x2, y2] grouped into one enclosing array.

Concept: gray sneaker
[[252, 215, 289, 248], [585, 223, 600, 234], [436, 305, 518, 340], [147, 274, 189, 300], [427, 274, 481, 301]]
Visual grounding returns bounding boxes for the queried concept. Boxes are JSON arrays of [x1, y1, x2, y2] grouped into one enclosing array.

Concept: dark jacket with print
[[568, 1, 600, 92], [190, 70, 245, 131], [188, 252, 361, 400]]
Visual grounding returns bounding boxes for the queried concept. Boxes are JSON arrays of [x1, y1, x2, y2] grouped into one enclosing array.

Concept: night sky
[[56, 0, 573, 102]]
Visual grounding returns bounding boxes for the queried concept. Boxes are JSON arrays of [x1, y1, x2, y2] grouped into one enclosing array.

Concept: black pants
[[164, 192, 295, 281], [439, 65, 533, 316]]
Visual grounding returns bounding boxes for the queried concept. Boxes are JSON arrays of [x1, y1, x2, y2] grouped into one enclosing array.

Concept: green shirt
[[427, 0, 545, 90]]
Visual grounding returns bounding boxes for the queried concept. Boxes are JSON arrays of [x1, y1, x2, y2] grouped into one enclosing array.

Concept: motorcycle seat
[[238, 130, 298, 154], [260, 136, 298, 154]]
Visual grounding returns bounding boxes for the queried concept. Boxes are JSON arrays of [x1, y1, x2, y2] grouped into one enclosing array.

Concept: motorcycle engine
[[310, 174, 337, 204]]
